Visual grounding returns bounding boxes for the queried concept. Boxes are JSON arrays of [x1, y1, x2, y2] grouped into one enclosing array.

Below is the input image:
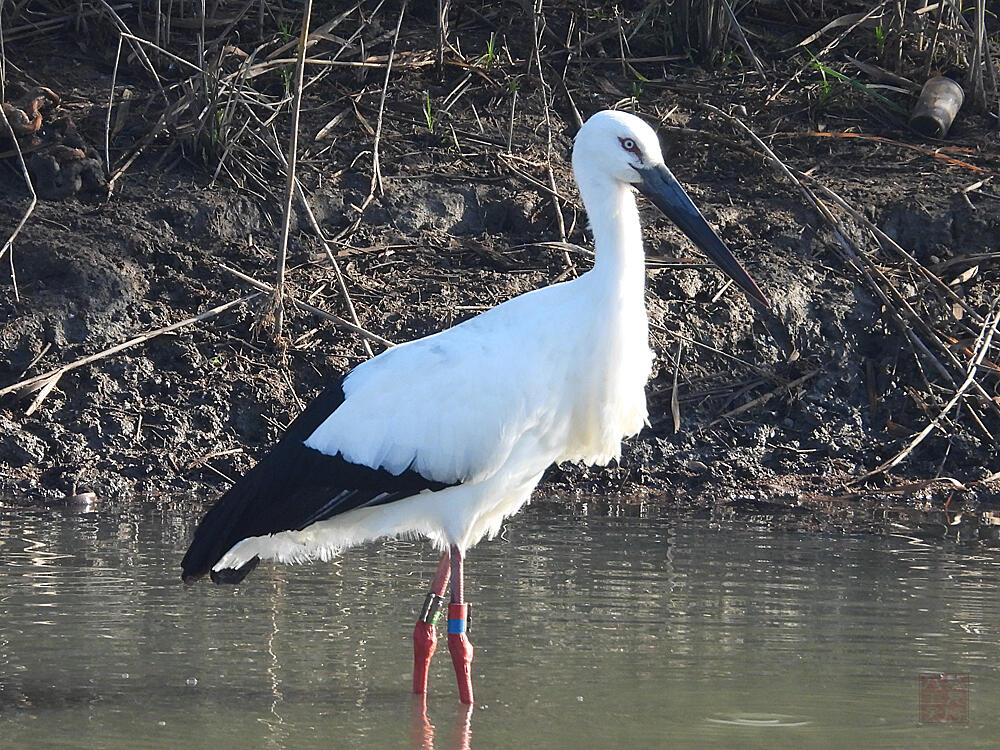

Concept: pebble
[[686, 460, 709, 474], [61, 491, 98, 509]]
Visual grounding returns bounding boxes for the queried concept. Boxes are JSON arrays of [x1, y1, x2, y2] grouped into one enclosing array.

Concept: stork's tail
[[180, 383, 350, 585]]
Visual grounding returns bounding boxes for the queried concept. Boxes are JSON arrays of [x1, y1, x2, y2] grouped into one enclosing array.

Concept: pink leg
[[447, 546, 474, 705], [413, 552, 451, 694]]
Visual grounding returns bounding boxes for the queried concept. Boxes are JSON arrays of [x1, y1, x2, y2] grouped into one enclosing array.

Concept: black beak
[[635, 164, 769, 311]]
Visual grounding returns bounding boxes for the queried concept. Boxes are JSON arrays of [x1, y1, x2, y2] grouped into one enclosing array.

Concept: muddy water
[[1, 503, 998, 750]]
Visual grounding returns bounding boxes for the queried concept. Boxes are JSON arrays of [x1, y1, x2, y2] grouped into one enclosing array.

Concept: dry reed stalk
[[702, 104, 957, 379], [671, 341, 683, 433], [797, 174, 984, 325], [531, 0, 571, 272], [436, 0, 449, 78], [708, 371, 819, 427], [264, 2, 363, 61], [278, 168, 376, 358], [269, 0, 314, 343], [94, 0, 168, 100], [719, 0, 766, 79], [703, 103, 1000, 438], [104, 34, 124, 182], [370, 0, 407, 198]]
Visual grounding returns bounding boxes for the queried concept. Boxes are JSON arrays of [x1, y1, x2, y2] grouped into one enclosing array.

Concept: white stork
[[181, 109, 768, 704]]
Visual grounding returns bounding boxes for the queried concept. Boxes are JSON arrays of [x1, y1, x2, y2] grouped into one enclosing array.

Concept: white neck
[[560, 159, 654, 464], [574, 167, 646, 296]]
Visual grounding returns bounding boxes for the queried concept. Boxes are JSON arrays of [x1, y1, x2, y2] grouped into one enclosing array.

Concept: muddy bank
[[1, 5, 999, 542]]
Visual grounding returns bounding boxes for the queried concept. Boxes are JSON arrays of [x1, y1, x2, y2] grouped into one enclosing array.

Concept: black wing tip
[[181, 555, 260, 586], [208, 556, 260, 585], [180, 550, 206, 585]]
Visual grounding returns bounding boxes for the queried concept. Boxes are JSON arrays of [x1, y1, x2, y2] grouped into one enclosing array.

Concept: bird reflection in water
[[410, 694, 473, 750]]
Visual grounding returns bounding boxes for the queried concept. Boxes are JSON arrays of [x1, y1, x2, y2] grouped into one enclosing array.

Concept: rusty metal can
[[910, 76, 964, 138]]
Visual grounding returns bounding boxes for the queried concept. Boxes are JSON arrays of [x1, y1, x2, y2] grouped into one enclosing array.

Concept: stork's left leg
[[447, 545, 474, 704], [413, 551, 450, 694]]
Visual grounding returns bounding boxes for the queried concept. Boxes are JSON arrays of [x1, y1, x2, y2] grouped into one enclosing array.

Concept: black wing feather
[[181, 381, 452, 585]]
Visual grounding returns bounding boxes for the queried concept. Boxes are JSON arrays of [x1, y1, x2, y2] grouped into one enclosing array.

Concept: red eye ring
[[619, 137, 641, 158]]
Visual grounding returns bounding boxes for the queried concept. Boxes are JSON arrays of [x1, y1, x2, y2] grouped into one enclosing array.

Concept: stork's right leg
[[413, 551, 451, 694], [447, 546, 474, 704]]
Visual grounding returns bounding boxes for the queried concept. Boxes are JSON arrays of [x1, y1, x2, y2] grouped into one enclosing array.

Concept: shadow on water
[[0, 499, 999, 749]]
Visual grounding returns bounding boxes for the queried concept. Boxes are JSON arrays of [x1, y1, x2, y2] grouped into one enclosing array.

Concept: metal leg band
[[417, 592, 446, 624]]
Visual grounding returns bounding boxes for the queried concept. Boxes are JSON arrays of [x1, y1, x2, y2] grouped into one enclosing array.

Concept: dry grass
[[0, 2, 994, 184]]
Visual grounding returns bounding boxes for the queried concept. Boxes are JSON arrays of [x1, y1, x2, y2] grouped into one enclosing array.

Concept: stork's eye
[[619, 137, 642, 159]]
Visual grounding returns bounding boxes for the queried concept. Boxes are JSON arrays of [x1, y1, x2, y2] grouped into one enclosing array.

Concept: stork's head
[[573, 110, 769, 311], [572, 109, 665, 184]]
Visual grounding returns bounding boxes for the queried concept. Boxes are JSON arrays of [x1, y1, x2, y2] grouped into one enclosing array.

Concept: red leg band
[[447, 603, 474, 704]]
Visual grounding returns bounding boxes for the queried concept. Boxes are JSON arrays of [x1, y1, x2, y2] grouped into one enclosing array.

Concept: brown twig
[[707, 370, 819, 428], [797, 173, 985, 325], [291, 179, 375, 358], [715, 114, 1000, 424], [700, 103, 957, 387], [0, 295, 261, 408], [0, 97, 37, 302], [216, 263, 394, 348], [94, 0, 168, 102], [719, 0, 766, 79]]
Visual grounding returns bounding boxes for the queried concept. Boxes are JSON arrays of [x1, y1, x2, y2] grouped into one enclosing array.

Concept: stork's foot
[[413, 593, 446, 694], [447, 602, 474, 704]]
